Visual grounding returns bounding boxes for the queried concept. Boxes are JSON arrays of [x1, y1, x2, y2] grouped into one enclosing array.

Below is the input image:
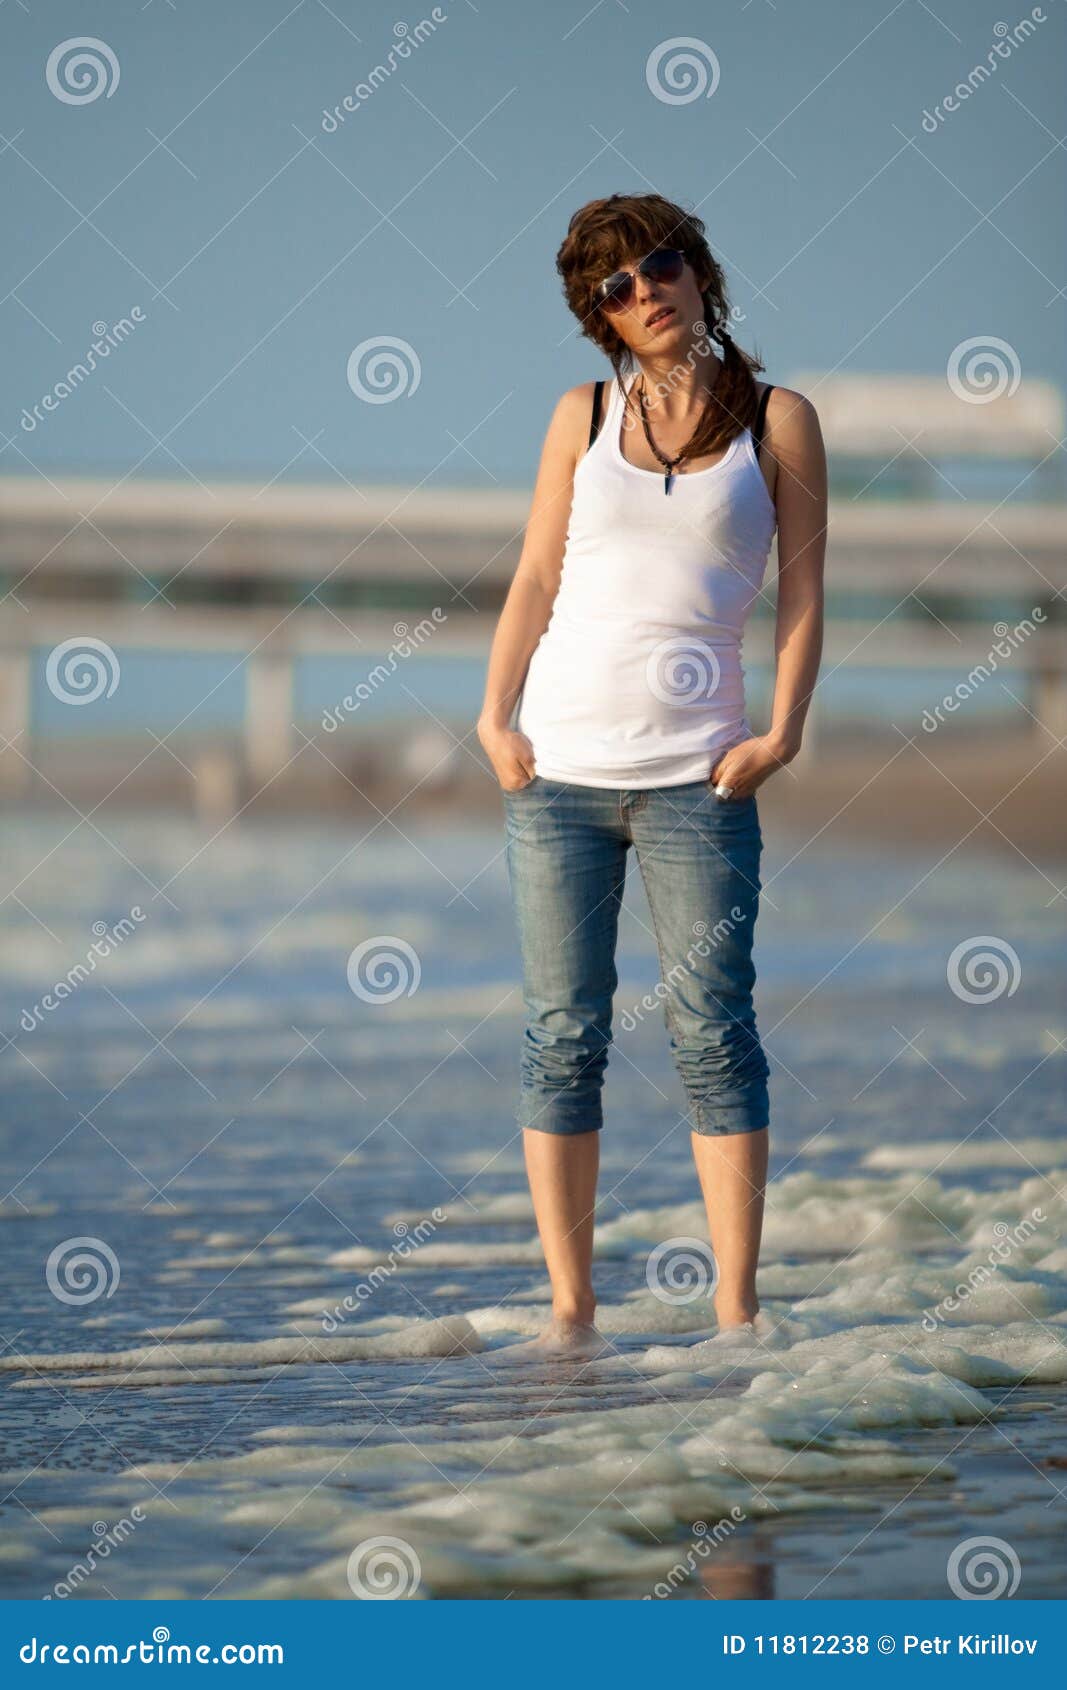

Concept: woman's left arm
[[710, 388, 828, 797]]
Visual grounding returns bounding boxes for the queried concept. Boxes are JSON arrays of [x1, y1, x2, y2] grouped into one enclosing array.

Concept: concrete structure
[[0, 473, 1063, 603], [1, 373, 1063, 811]]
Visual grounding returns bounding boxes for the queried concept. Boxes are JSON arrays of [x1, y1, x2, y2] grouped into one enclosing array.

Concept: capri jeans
[[502, 775, 770, 1137]]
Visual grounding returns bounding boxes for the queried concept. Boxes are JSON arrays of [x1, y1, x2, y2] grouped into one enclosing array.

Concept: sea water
[[0, 810, 1063, 1600]]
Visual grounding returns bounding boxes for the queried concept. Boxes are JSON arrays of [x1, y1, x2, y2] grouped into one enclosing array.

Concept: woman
[[478, 193, 826, 1355]]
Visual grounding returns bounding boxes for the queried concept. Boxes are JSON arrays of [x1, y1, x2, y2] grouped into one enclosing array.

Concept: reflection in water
[[699, 1551, 776, 1601]]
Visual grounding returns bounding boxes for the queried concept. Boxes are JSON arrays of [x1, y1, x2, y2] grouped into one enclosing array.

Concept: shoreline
[[6, 732, 1064, 864], [757, 734, 1067, 863]]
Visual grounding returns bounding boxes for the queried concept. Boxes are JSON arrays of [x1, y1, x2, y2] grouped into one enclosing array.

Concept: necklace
[[632, 378, 703, 496]]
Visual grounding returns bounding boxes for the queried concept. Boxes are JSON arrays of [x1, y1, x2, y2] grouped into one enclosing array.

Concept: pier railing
[[3, 605, 1064, 811]]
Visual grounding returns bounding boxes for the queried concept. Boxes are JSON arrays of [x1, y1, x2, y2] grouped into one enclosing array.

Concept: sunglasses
[[595, 248, 686, 313]]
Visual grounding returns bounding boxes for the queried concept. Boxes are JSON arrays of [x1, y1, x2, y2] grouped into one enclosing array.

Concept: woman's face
[[597, 249, 707, 357]]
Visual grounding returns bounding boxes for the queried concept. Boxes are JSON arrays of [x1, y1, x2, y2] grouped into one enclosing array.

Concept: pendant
[[664, 470, 673, 496]]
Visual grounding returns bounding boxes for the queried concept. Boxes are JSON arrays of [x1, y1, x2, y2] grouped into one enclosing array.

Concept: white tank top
[[516, 373, 777, 788]]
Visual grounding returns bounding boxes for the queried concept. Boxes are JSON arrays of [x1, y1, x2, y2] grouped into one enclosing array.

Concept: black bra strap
[[587, 379, 605, 448], [753, 384, 773, 461]]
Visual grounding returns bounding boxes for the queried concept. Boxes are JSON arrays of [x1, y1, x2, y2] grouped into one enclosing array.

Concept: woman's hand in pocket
[[478, 720, 537, 791], [709, 733, 793, 799]]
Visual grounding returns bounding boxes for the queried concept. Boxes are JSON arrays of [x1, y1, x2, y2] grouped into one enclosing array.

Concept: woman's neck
[[631, 351, 723, 420]]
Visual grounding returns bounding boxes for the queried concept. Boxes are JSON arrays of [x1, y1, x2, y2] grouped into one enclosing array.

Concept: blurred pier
[[1, 373, 1065, 832]]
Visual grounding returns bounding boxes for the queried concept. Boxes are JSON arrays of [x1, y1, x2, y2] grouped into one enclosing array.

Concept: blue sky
[[2, 0, 1064, 485]]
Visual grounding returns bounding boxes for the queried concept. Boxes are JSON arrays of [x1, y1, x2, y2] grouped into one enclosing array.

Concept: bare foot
[[536, 1317, 610, 1358], [708, 1321, 758, 1346], [709, 1308, 774, 1346], [490, 1317, 611, 1365]]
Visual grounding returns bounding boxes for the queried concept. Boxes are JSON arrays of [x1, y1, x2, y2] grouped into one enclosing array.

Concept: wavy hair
[[556, 193, 764, 459]]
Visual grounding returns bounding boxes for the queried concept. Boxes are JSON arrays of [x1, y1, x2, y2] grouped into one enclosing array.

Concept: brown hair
[[556, 192, 764, 460]]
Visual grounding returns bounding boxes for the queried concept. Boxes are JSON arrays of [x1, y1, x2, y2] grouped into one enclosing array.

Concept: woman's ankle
[[714, 1288, 759, 1329], [551, 1294, 597, 1328]]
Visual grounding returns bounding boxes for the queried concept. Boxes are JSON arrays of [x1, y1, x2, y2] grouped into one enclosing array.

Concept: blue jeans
[[502, 776, 769, 1138]]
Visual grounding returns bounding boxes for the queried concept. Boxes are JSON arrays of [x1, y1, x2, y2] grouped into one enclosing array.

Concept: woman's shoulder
[[757, 381, 821, 449], [544, 380, 609, 461], [554, 379, 606, 423], [758, 380, 819, 423]]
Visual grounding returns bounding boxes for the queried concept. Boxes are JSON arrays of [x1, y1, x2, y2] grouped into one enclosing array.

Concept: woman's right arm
[[477, 383, 591, 790]]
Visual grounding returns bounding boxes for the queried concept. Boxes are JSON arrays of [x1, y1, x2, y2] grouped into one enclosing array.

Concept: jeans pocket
[[699, 786, 760, 837]]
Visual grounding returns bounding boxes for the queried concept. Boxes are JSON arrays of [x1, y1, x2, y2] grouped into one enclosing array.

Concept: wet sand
[[20, 732, 1067, 871], [757, 734, 1067, 863]]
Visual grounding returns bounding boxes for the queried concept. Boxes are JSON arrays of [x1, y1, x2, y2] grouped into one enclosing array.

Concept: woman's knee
[[519, 1009, 612, 1086], [516, 1015, 611, 1134], [671, 1017, 769, 1130]]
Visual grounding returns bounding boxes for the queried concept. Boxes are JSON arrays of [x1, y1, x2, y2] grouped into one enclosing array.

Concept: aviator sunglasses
[[595, 248, 686, 313]]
